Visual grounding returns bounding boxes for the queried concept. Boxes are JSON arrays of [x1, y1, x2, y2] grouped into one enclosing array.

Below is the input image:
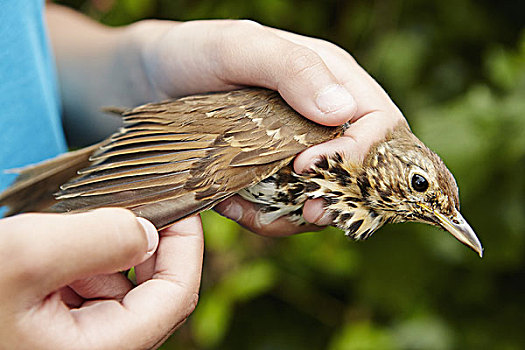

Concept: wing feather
[[46, 88, 341, 228]]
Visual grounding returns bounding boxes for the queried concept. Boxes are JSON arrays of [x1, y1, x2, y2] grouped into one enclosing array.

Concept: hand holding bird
[[1, 7, 487, 349], [0, 88, 482, 256]]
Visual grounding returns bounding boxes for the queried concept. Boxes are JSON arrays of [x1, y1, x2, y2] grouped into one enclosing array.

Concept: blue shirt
[[0, 0, 67, 194]]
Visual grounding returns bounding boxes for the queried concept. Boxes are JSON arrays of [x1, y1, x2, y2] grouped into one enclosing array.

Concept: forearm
[[46, 4, 172, 146]]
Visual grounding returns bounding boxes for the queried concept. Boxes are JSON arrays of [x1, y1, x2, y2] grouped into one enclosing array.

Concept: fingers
[[59, 286, 83, 308], [59, 272, 135, 307], [295, 111, 407, 174], [158, 20, 403, 166], [302, 198, 334, 226], [0, 208, 158, 297], [268, 27, 403, 116], [144, 19, 404, 167], [134, 251, 157, 285], [275, 32, 406, 171], [143, 20, 356, 126], [0, 213, 202, 349], [71, 215, 204, 349], [137, 215, 203, 293], [210, 20, 357, 126], [264, 29, 407, 226], [214, 195, 323, 236], [69, 273, 134, 301]]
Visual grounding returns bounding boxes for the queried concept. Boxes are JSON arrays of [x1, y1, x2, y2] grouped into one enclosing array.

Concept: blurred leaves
[[52, 0, 525, 349], [191, 294, 232, 348], [329, 322, 398, 350], [393, 313, 454, 350], [192, 259, 278, 347]]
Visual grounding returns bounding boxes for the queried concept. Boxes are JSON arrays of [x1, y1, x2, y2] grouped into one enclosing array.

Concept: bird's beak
[[433, 210, 483, 257]]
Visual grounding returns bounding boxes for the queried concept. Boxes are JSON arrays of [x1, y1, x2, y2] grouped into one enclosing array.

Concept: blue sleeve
[[0, 0, 67, 194]]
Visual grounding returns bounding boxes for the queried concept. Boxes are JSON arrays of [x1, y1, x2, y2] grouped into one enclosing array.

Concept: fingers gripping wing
[[53, 89, 341, 229]]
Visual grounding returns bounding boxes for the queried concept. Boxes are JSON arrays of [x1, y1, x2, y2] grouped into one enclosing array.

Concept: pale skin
[[0, 209, 203, 349], [0, 3, 405, 348]]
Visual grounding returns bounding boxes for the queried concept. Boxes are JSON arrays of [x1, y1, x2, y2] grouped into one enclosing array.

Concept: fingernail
[[300, 157, 322, 174], [222, 200, 243, 222], [316, 84, 355, 114], [313, 210, 334, 226], [137, 217, 159, 255]]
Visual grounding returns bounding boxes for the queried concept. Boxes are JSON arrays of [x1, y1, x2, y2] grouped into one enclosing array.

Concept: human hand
[[0, 209, 203, 349], [125, 19, 405, 234]]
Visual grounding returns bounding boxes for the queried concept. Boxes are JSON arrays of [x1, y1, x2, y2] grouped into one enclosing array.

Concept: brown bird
[[0, 88, 483, 256]]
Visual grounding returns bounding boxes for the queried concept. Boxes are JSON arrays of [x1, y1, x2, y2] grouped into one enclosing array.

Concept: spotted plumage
[[0, 88, 482, 256], [240, 123, 462, 241]]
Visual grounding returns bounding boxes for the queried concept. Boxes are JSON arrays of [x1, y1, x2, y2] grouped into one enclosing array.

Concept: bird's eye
[[411, 174, 429, 192]]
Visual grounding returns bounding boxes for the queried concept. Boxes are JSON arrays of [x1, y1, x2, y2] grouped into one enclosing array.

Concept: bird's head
[[308, 122, 483, 257]]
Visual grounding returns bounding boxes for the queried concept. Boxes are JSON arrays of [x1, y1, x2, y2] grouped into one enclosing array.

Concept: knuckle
[[383, 106, 406, 126], [286, 46, 325, 79], [212, 19, 265, 75], [217, 19, 264, 45], [391, 109, 406, 123], [184, 293, 200, 317], [234, 210, 262, 235], [315, 37, 356, 61], [227, 19, 263, 33], [70, 277, 100, 298]]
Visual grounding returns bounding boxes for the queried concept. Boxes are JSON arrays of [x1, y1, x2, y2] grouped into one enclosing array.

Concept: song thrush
[[0, 88, 483, 256]]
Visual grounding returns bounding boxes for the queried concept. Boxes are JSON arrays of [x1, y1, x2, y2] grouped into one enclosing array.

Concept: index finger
[[124, 215, 204, 331], [267, 27, 403, 120], [69, 216, 204, 349], [266, 28, 406, 168]]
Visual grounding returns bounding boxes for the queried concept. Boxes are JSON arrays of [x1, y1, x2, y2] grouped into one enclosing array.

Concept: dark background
[[54, 0, 525, 349]]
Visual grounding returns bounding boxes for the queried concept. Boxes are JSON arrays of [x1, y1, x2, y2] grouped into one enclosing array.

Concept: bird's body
[[240, 121, 462, 240], [0, 88, 482, 255]]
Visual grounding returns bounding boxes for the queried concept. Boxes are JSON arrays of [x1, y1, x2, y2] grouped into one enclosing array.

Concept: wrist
[[119, 20, 179, 104]]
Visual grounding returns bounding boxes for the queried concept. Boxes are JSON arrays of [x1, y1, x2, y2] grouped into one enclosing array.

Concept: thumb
[[293, 112, 406, 225], [3, 208, 158, 294], [294, 110, 405, 173]]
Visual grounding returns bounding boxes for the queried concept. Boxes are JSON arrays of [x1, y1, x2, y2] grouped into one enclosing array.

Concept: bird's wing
[[53, 88, 341, 229], [0, 144, 101, 216]]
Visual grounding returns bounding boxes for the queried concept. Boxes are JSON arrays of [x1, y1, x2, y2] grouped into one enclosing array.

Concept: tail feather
[[0, 144, 101, 216]]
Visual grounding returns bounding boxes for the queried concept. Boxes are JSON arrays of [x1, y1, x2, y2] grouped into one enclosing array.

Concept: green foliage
[[191, 293, 233, 348], [52, 0, 525, 348], [192, 258, 278, 347], [329, 322, 399, 350]]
